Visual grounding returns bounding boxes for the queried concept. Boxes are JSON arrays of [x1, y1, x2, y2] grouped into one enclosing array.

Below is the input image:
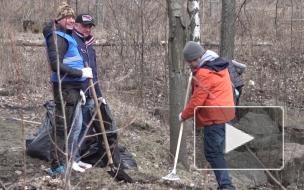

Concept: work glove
[[80, 90, 86, 105], [178, 112, 183, 122], [98, 97, 107, 105], [234, 88, 240, 98], [81, 67, 93, 78]]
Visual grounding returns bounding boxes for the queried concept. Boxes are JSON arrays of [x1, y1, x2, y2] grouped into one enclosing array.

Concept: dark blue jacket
[[72, 32, 102, 97]]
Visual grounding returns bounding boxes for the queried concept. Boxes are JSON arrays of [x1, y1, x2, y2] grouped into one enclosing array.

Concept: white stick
[[171, 72, 193, 173]]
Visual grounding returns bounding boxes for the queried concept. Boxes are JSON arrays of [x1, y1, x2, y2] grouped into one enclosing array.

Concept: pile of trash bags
[[26, 100, 137, 170]]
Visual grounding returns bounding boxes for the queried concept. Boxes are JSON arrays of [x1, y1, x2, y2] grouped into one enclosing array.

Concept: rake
[[86, 63, 133, 182], [162, 72, 192, 181]]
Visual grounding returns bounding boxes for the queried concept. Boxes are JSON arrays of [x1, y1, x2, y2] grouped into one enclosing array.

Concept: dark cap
[[75, 14, 95, 26]]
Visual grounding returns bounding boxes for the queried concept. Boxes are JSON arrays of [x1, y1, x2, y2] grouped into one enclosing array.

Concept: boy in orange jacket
[[180, 41, 236, 190]]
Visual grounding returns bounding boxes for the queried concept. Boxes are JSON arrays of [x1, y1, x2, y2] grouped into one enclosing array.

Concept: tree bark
[[187, 0, 200, 42], [167, 0, 187, 166], [220, 0, 236, 59], [187, 0, 202, 168]]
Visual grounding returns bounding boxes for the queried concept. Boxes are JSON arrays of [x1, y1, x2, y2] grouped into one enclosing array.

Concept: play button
[[194, 106, 284, 170], [225, 123, 254, 154]]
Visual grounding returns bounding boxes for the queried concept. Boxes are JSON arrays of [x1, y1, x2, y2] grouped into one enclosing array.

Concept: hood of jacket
[[200, 57, 229, 72]]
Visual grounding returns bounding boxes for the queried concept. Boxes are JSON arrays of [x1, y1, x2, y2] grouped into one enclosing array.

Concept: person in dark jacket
[[73, 14, 102, 98], [180, 41, 236, 190], [228, 60, 246, 105], [71, 13, 101, 170], [42, 2, 93, 176], [72, 14, 118, 167]]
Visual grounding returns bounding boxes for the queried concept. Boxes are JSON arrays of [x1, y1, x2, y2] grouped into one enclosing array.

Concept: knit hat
[[56, 2, 75, 21], [183, 41, 205, 61]]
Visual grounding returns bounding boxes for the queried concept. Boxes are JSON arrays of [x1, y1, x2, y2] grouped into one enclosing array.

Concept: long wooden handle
[[86, 65, 114, 165], [172, 72, 193, 171]]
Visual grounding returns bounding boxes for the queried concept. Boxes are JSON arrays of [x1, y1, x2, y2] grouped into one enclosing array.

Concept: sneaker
[[47, 165, 65, 176], [78, 161, 92, 169], [72, 162, 85, 173]]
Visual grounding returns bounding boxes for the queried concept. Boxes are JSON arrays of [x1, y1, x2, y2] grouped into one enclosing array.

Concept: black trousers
[[51, 83, 81, 168]]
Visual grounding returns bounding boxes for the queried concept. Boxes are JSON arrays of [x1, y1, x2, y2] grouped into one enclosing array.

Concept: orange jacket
[[181, 59, 235, 127]]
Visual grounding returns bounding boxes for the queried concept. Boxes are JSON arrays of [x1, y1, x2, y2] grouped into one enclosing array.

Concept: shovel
[[86, 64, 133, 183], [162, 72, 192, 181]]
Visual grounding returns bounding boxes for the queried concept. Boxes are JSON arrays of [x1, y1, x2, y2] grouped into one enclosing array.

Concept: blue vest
[[51, 31, 85, 82]]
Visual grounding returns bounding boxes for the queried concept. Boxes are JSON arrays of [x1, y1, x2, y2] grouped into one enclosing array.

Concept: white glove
[[179, 112, 183, 122], [81, 67, 93, 78], [80, 90, 86, 105], [98, 97, 106, 104]]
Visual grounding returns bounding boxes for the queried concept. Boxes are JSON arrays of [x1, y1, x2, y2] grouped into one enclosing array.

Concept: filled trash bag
[[79, 102, 137, 170], [26, 100, 55, 161], [26, 100, 137, 170]]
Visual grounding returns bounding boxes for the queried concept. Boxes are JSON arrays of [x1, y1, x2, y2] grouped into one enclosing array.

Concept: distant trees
[[167, 0, 187, 165], [188, 0, 200, 42], [220, 0, 236, 59], [167, 0, 203, 168]]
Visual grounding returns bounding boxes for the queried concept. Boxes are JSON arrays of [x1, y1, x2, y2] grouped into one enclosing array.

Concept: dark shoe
[[218, 185, 236, 190], [47, 165, 65, 176]]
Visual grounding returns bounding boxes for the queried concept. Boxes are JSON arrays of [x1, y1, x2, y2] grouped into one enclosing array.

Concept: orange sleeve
[[181, 71, 211, 120]]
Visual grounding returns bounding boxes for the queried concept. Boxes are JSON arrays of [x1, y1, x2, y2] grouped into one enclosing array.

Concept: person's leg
[[50, 85, 80, 172], [69, 107, 87, 173], [79, 98, 95, 141], [68, 102, 83, 162], [204, 124, 235, 190], [72, 98, 94, 170], [76, 98, 95, 161]]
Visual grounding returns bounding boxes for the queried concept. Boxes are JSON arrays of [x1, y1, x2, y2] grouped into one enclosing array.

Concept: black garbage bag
[[26, 100, 137, 170], [79, 102, 137, 170], [26, 100, 55, 161]]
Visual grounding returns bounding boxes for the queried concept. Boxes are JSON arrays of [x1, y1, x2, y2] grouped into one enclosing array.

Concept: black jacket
[[227, 60, 244, 88]]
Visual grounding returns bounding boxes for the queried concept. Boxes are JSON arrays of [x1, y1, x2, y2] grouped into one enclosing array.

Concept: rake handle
[[86, 63, 114, 165], [172, 72, 193, 171]]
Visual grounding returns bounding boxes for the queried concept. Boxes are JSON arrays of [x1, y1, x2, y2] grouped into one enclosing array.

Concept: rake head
[[162, 170, 180, 181]]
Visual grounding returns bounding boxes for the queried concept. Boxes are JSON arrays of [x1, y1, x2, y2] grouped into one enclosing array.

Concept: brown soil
[[0, 94, 217, 190]]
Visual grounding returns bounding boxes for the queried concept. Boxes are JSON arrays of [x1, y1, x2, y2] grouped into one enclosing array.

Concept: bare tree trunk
[[275, 0, 279, 39], [290, 0, 294, 51], [140, 0, 145, 107], [187, 0, 200, 42], [167, 0, 187, 166], [220, 0, 236, 59], [75, 0, 78, 15], [95, 0, 99, 25]]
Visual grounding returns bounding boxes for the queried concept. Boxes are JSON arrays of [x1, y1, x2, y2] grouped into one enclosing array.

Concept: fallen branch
[[7, 117, 42, 125], [246, 145, 287, 190], [0, 180, 7, 190], [85, 117, 137, 138]]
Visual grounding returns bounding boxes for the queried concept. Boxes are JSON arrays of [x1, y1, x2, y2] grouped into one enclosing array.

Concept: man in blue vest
[[42, 2, 93, 176]]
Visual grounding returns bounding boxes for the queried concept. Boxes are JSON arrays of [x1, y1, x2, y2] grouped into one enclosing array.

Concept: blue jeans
[[75, 98, 95, 161], [68, 101, 83, 162], [204, 123, 235, 190]]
